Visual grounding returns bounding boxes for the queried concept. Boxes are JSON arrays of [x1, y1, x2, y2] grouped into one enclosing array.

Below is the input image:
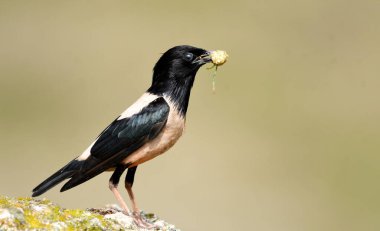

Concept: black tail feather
[[60, 170, 101, 193], [32, 160, 83, 197], [60, 155, 131, 192], [33, 153, 131, 196]]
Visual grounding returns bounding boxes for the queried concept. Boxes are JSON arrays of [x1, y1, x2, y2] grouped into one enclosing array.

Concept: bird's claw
[[131, 211, 155, 229]]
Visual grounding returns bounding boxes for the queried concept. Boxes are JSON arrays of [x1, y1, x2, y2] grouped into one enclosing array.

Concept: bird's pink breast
[[122, 97, 185, 167]]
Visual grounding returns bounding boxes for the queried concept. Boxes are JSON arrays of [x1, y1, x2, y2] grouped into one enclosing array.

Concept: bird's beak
[[192, 51, 212, 65]]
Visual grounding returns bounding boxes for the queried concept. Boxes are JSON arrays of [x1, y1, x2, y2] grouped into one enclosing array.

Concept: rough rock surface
[[0, 196, 179, 230]]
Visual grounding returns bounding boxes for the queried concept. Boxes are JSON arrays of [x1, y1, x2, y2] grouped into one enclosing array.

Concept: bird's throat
[[148, 73, 196, 117]]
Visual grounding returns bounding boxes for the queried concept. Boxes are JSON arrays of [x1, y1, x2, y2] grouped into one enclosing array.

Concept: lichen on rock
[[0, 196, 179, 231]]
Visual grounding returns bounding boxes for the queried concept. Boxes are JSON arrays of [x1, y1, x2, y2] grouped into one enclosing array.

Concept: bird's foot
[[121, 210, 154, 229], [131, 211, 155, 229]]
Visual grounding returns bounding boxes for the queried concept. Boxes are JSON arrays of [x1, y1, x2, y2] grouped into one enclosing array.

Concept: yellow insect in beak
[[208, 50, 228, 93], [211, 50, 229, 66]]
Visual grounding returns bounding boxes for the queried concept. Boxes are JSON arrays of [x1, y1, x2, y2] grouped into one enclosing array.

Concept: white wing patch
[[118, 93, 159, 120], [121, 95, 185, 167], [77, 140, 97, 161], [76, 92, 160, 161]]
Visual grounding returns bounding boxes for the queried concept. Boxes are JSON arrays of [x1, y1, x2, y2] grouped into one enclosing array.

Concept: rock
[[0, 196, 179, 230]]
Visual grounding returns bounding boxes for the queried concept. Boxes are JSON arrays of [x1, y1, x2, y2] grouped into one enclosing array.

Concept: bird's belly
[[122, 107, 185, 167]]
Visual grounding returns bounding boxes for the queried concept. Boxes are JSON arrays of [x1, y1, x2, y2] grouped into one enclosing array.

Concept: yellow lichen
[[24, 212, 45, 229], [0, 196, 175, 230]]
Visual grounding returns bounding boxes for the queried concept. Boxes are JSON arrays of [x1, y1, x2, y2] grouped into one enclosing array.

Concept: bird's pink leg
[[125, 182, 154, 228], [109, 181, 131, 215], [109, 165, 132, 215], [125, 182, 138, 213], [125, 166, 154, 228]]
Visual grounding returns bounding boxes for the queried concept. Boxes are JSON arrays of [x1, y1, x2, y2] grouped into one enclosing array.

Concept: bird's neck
[[147, 73, 196, 117]]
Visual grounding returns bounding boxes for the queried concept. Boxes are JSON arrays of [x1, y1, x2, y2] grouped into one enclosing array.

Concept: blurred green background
[[1, 1, 380, 230]]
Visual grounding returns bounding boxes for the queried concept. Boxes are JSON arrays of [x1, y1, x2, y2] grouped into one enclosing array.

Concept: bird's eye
[[184, 53, 194, 62]]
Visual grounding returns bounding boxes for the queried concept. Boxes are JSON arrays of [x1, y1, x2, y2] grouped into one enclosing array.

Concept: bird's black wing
[[32, 97, 169, 196], [62, 97, 170, 191]]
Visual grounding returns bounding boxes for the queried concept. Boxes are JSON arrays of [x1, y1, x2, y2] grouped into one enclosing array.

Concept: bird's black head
[[148, 45, 212, 115], [151, 45, 211, 87]]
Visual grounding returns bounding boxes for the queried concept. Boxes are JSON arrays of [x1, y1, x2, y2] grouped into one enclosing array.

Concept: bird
[[32, 45, 214, 228]]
